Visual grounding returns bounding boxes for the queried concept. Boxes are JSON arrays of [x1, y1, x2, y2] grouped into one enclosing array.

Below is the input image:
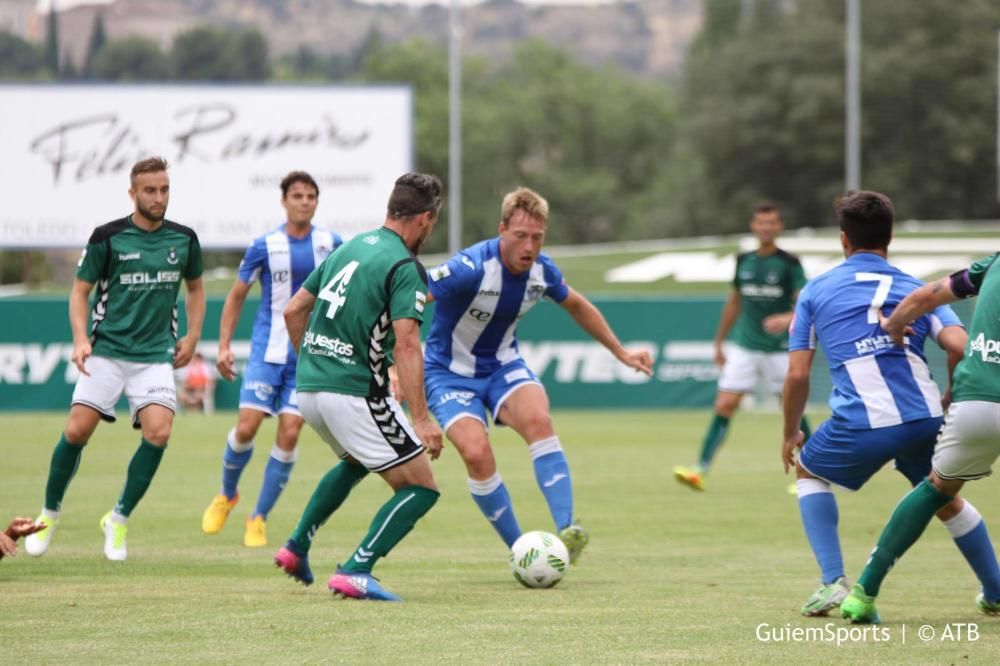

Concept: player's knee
[[519, 412, 554, 440], [143, 429, 170, 447], [461, 444, 496, 477], [235, 422, 258, 444], [63, 425, 93, 446]]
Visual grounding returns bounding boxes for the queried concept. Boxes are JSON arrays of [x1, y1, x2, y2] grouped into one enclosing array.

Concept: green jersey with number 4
[[296, 226, 428, 397], [730, 249, 806, 352], [952, 253, 1000, 403], [76, 216, 203, 363]]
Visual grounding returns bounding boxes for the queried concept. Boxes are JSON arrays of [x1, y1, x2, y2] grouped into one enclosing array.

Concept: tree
[[92, 37, 170, 81], [171, 26, 270, 81], [44, 3, 59, 76], [0, 31, 46, 78], [83, 11, 108, 78], [676, 0, 1000, 233]]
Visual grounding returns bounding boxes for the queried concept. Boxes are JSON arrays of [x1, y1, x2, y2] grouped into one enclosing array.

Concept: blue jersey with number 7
[[789, 252, 962, 430]]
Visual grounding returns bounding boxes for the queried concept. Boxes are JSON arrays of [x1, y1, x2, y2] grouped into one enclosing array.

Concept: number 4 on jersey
[[318, 260, 360, 319]]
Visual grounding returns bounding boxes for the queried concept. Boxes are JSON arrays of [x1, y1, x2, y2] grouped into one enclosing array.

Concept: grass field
[[3, 410, 998, 664]]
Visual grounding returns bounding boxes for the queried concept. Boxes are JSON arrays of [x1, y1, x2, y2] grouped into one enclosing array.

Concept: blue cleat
[[274, 542, 314, 586], [328, 568, 402, 601]]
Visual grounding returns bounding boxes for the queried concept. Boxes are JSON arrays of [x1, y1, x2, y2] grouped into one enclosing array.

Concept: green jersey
[[952, 253, 1000, 403], [296, 226, 427, 397], [730, 249, 806, 352], [76, 216, 203, 363]]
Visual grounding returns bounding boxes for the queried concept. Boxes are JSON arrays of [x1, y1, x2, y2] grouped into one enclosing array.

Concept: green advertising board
[[0, 296, 964, 412]]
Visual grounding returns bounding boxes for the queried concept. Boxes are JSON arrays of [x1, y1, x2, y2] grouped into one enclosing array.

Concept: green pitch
[[2, 411, 997, 663]]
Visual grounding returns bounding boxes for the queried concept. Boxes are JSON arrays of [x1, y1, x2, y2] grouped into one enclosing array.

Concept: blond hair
[[500, 187, 548, 225]]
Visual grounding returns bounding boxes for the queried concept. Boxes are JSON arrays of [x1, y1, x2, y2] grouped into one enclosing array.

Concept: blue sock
[[221, 428, 253, 500], [797, 479, 844, 584], [530, 437, 574, 532], [946, 502, 1000, 602], [468, 473, 521, 547], [253, 446, 296, 520]]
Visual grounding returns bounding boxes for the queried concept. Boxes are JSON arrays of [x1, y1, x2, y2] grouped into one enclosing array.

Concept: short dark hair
[[280, 171, 319, 198], [753, 201, 780, 217], [387, 173, 443, 219], [130, 156, 168, 185], [834, 190, 894, 250]]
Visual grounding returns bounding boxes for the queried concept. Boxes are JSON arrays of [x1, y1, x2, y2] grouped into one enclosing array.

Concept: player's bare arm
[[283, 287, 316, 351], [879, 276, 958, 346], [216, 279, 253, 380], [936, 324, 968, 409], [392, 317, 443, 459], [763, 290, 798, 334], [781, 349, 814, 473], [174, 277, 206, 369], [558, 287, 653, 376], [69, 277, 95, 376], [713, 289, 742, 367]]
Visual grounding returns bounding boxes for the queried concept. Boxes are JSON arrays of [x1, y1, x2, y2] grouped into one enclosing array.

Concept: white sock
[[528, 436, 562, 460], [796, 477, 833, 498], [467, 472, 504, 496], [270, 444, 297, 464], [944, 501, 982, 539], [227, 427, 254, 453]]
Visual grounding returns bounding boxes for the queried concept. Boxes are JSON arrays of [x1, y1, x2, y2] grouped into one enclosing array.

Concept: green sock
[[800, 415, 812, 442], [697, 414, 730, 471], [290, 461, 369, 554], [340, 485, 440, 574], [114, 439, 165, 517], [857, 478, 954, 597], [44, 434, 85, 512]]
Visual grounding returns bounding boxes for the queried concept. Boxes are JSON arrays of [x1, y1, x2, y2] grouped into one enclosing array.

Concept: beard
[[138, 201, 166, 222]]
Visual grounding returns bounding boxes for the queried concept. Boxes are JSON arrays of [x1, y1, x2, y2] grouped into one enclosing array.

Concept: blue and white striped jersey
[[789, 252, 962, 429], [238, 225, 341, 365], [425, 237, 569, 378]]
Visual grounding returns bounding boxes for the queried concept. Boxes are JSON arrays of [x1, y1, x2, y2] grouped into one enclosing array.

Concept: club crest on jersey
[[526, 284, 546, 301], [766, 271, 779, 284], [166, 247, 179, 265], [430, 264, 451, 281]]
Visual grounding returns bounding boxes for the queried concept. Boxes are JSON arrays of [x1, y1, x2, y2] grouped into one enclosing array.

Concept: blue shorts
[[239, 359, 299, 416], [425, 359, 542, 431], [799, 416, 943, 491]]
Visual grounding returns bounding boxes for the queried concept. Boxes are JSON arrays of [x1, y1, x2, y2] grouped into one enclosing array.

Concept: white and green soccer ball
[[509, 530, 569, 589]]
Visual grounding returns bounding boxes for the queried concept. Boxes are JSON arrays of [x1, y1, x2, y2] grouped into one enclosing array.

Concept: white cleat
[[100, 512, 128, 561], [24, 514, 58, 557]]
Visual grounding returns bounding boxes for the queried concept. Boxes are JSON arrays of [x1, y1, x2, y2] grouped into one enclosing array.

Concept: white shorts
[[932, 401, 1000, 481], [72, 355, 177, 428], [298, 391, 425, 472], [717, 344, 789, 395]]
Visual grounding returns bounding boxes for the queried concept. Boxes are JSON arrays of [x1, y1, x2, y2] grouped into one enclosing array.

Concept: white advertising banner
[[0, 84, 412, 248]]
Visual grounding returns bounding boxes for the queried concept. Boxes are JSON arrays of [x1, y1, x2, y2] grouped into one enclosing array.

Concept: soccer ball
[[509, 530, 569, 589]]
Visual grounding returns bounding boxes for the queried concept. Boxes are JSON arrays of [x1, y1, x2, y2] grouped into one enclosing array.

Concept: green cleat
[[840, 584, 881, 624], [976, 593, 1000, 616], [558, 522, 589, 565], [673, 465, 706, 492], [800, 576, 850, 616]]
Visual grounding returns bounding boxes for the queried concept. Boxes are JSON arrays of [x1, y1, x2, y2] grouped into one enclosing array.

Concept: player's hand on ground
[[6, 517, 45, 540], [71, 341, 92, 376], [713, 342, 726, 368], [618, 348, 654, 376], [414, 417, 443, 460], [763, 312, 792, 335], [216, 346, 237, 381], [781, 430, 804, 474], [877, 310, 912, 346], [173, 336, 198, 368]]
